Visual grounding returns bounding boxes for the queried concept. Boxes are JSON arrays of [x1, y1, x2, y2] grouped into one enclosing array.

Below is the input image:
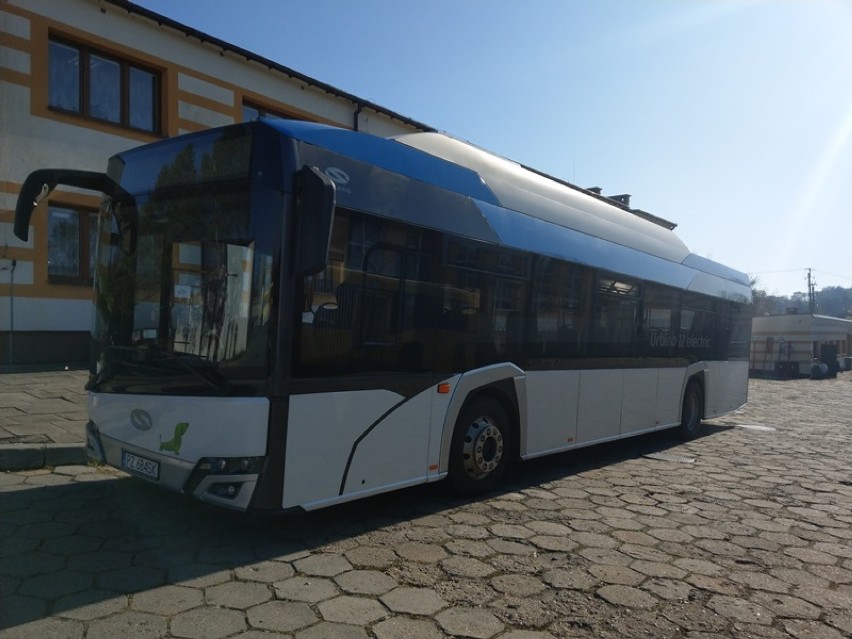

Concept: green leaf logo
[[159, 422, 189, 455]]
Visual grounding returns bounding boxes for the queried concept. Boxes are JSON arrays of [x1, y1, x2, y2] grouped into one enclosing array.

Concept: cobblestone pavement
[[0, 369, 89, 470], [0, 369, 88, 446], [1, 375, 851, 638]]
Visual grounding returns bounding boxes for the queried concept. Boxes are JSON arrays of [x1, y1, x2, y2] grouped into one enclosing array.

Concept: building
[[0, 0, 432, 366], [750, 312, 852, 378]]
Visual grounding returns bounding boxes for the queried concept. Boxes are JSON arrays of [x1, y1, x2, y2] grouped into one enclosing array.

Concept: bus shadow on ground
[[499, 422, 732, 494], [0, 423, 730, 629]]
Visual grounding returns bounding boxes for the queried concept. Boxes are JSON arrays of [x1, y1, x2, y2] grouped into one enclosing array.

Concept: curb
[[0, 443, 88, 471]]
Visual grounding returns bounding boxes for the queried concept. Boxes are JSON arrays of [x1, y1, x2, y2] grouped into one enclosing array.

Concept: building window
[[48, 37, 159, 133], [48, 206, 97, 285], [242, 101, 302, 122]]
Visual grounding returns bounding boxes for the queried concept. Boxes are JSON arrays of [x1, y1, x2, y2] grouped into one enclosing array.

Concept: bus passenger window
[[591, 275, 640, 356], [532, 258, 589, 360]]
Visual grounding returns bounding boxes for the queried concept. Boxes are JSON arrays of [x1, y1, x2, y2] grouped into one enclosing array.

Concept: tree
[[749, 279, 852, 319], [816, 286, 852, 319]]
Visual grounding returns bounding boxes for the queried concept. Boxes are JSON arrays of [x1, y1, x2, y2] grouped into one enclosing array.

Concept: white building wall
[[0, 7, 31, 38], [2, 81, 141, 181], [0, 297, 91, 331]]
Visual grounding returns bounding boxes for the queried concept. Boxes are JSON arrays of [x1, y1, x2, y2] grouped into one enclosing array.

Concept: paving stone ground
[[1, 374, 851, 638], [0, 369, 88, 446]]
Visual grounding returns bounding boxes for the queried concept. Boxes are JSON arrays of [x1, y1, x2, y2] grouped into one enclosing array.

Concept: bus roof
[[262, 119, 750, 296], [394, 131, 689, 263]]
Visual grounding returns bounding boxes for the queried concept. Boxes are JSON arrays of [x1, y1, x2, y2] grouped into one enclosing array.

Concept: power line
[[749, 268, 806, 275], [750, 267, 852, 285], [812, 269, 852, 283]]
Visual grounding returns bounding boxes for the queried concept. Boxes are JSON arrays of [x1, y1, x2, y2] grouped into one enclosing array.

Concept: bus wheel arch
[[679, 376, 705, 440], [447, 385, 517, 496]]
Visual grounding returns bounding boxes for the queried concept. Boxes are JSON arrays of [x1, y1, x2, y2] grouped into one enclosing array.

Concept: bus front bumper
[[85, 420, 260, 512]]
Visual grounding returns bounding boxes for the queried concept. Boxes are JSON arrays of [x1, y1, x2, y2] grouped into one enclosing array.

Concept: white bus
[[15, 120, 752, 512]]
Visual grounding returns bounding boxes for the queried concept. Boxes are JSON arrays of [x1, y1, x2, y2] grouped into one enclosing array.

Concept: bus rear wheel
[[448, 398, 511, 496], [679, 380, 703, 440]]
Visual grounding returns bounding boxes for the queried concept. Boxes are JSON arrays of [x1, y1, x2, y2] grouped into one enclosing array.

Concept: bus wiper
[[91, 345, 232, 395], [147, 349, 233, 395]]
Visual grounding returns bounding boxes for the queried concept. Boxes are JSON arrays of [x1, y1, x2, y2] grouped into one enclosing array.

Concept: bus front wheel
[[448, 398, 511, 496], [679, 381, 704, 440]]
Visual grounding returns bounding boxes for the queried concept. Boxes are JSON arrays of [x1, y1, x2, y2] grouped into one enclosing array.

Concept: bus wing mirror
[[15, 169, 122, 241], [294, 165, 336, 276]]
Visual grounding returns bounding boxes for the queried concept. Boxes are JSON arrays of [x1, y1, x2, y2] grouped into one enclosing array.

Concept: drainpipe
[[2, 259, 14, 366], [353, 103, 364, 132]]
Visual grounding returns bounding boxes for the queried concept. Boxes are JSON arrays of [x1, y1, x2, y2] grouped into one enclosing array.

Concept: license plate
[[122, 450, 160, 480]]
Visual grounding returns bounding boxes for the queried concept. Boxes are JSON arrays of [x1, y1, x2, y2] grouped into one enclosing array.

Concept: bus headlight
[[184, 456, 264, 496], [202, 456, 264, 475]]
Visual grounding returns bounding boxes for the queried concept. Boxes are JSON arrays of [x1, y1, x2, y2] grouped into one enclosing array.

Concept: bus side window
[[592, 275, 641, 357], [680, 299, 717, 360], [642, 284, 679, 358], [360, 245, 402, 347], [531, 257, 590, 360]]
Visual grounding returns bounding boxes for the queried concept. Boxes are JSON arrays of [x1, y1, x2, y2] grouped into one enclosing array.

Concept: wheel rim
[[461, 415, 504, 479]]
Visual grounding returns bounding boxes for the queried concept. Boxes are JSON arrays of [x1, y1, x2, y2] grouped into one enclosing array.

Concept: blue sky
[[136, 0, 852, 296]]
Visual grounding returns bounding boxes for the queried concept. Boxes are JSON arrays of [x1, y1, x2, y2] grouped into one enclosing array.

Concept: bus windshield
[[89, 132, 275, 396]]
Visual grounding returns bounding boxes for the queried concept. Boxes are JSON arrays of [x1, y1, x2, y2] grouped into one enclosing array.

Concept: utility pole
[[807, 268, 816, 314]]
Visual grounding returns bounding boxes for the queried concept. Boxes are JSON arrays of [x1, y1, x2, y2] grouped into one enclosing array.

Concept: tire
[[448, 397, 511, 496], [679, 380, 703, 440]]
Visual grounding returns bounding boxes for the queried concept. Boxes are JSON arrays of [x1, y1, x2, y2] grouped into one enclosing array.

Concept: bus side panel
[[620, 369, 659, 436], [576, 370, 622, 444], [704, 361, 749, 418], [523, 371, 580, 457], [426, 376, 459, 480], [341, 389, 432, 498], [281, 389, 406, 509], [656, 368, 687, 429]]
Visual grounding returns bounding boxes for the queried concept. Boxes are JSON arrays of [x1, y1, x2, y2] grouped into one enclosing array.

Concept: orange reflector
[[437, 383, 451, 394], [429, 464, 439, 471]]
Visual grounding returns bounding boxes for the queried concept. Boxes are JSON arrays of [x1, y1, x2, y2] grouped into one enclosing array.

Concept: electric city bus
[[14, 119, 752, 512]]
